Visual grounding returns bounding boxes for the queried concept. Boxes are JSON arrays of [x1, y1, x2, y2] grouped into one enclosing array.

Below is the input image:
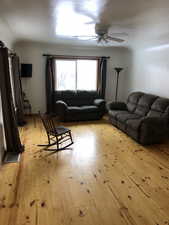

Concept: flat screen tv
[[21, 64, 32, 77]]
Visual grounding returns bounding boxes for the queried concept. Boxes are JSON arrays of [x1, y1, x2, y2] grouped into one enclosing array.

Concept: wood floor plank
[[0, 116, 169, 225]]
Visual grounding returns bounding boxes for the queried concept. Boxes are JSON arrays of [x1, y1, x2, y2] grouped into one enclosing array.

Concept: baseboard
[[3, 152, 21, 163], [24, 113, 39, 116]]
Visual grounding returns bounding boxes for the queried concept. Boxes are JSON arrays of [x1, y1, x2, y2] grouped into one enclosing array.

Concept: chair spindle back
[[39, 111, 56, 134]]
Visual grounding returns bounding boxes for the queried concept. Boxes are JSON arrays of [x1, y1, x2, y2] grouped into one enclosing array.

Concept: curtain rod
[[42, 54, 110, 59]]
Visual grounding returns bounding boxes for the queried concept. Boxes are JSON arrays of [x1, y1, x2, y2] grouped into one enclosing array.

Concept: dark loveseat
[[107, 92, 169, 145], [55, 91, 105, 122]]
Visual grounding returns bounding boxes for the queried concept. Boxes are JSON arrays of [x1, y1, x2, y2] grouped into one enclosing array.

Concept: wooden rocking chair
[[38, 112, 73, 151]]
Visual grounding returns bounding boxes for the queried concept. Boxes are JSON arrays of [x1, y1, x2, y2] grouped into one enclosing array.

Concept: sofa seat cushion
[[126, 118, 144, 130], [68, 105, 98, 113], [116, 113, 141, 123]]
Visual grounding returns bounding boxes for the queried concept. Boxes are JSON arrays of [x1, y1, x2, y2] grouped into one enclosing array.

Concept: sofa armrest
[[139, 117, 169, 144], [94, 99, 105, 108], [107, 101, 127, 111]]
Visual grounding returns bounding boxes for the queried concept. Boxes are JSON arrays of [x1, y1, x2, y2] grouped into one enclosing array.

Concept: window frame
[[54, 57, 99, 91]]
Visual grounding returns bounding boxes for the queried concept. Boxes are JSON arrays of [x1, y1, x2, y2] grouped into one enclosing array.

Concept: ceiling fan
[[73, 24, 125, 43]]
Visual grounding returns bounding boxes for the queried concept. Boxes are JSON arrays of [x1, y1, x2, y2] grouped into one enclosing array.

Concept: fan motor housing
[[95, 24, 109, 36]]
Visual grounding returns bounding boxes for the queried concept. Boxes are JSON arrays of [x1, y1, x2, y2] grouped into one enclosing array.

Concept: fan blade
[[73, 35, 97, 38], [88, 38, 98, 40], [85, 21, 95, 25], [103, 37, 108, 43], [109, 32, 128, 36], [97, 36, 102, 43], [106, 36, 124, 42], [73, 35, 97, 41]]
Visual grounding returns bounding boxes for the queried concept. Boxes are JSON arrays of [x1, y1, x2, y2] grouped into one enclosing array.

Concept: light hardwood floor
[[0, 116, 169, 225]]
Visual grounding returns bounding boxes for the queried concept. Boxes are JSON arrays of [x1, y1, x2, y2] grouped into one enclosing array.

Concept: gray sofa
[[55, 90, 105, 122], [107, 92, 169, 145]]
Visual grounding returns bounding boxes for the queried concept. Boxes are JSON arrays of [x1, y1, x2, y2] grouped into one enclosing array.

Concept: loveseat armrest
[[55, 100, 68, 118], [94, 99, 105, 108], [56, 100, 68, 110], [107, 101, 127, 111], [139, 117, 169, 145]]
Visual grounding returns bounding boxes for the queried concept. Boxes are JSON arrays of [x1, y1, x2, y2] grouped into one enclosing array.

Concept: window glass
[[77, 60, 97, 90], [55, 59, 98, 91], [55, 60, 76, 90]]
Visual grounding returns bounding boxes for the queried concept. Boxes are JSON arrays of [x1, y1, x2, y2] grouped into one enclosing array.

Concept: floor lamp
[[114, 67, 123, 101]]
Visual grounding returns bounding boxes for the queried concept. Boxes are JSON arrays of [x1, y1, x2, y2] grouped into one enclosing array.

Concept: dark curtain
[[97, 57, 107, 98], [11, 55, 25, 126], [0, 42, 24, 153], [46, 57, 55, 114]]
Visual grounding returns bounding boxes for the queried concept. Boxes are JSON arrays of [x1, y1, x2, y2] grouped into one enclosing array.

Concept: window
[[55, 59, 98, 91]]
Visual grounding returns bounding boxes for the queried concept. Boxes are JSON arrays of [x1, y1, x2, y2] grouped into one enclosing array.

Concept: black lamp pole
[[114, 67, 123, 101]]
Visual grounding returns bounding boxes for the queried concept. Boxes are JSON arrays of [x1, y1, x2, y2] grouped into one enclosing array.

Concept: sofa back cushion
[[147, 97, 169, 118], [127, 92, 169, 118], [135, 94, 157, 116], [54, 90, 100, 106], [127, 92, 144, 113]]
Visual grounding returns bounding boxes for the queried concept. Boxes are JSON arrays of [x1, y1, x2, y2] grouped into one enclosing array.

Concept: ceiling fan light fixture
[[70, 23, 125, 44]]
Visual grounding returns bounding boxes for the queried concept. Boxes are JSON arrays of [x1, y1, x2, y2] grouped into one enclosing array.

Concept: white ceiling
[[1, 0, 169, 48]]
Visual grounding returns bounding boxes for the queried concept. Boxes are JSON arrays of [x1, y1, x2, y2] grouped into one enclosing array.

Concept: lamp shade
[[114, 67, 123, 73]]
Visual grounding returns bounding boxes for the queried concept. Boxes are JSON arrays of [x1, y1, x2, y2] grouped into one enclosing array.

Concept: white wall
[[126, 46, 169, 98], [14, 41, 131, 113], [0, 18, 15, 48]]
